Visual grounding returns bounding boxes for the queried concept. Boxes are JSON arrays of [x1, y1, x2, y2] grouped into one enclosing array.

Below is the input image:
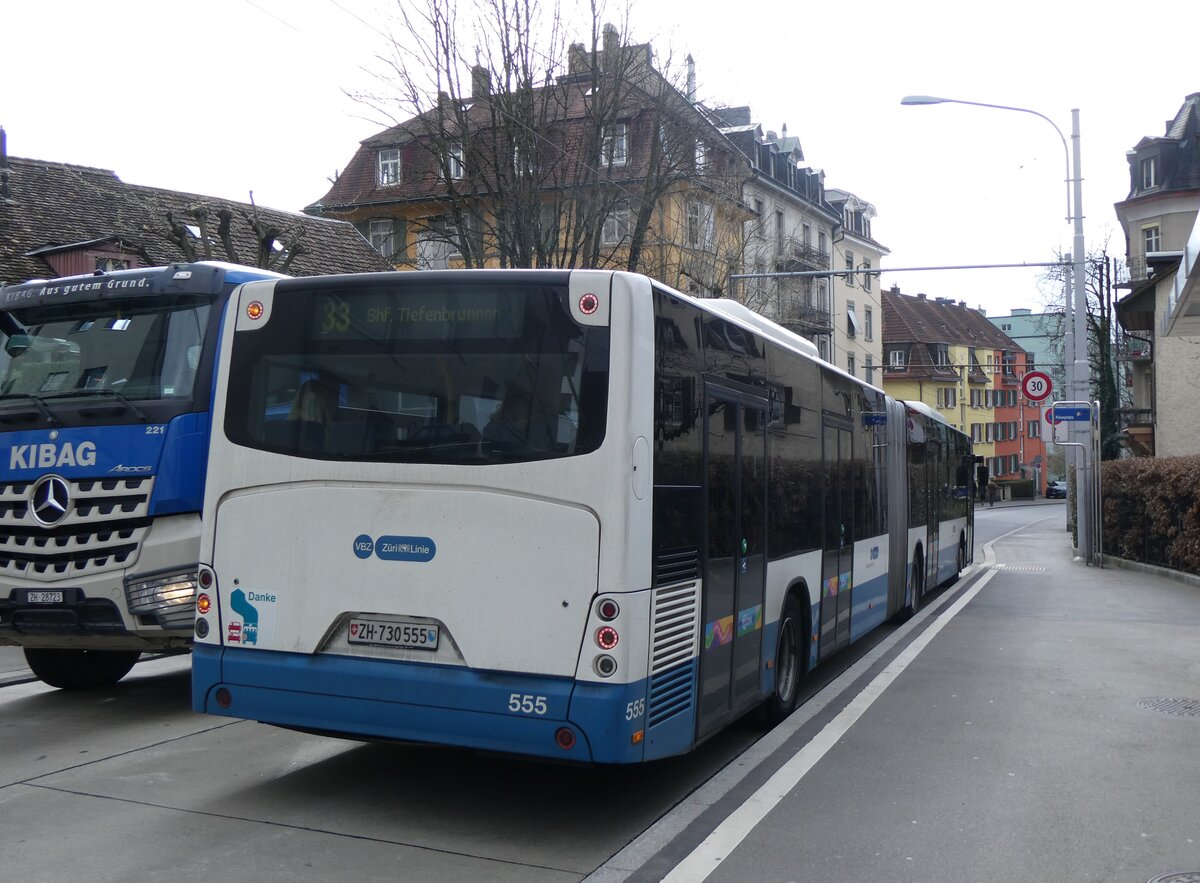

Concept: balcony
[[1118, 407, 1155, 456], [776, 237, 828, 272], [780, 304, 833, 336], [1116, 340, 1153, 363]]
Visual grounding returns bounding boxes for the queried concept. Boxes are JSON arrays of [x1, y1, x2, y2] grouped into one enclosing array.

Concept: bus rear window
[[224, 277, 610, 464]]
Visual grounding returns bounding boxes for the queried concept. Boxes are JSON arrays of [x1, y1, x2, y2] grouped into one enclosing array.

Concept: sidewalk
[[605, 508, 1200, 882]]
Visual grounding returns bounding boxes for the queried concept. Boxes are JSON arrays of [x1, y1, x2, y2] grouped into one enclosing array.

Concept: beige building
[[827, 189, 887, 385], [1115, 92, 1200, 457]]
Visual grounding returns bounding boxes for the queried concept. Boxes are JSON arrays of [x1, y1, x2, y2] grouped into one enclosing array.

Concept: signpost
[[1021, 370, 1053, 404]]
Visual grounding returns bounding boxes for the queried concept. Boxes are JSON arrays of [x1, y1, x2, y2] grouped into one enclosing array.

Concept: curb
[[1101, 553, 1200, 590]]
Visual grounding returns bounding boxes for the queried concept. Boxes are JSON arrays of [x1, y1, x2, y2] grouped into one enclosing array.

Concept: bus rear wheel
[[24, 648, 141, 690], [764, 596, 804, 725], [909, 553, 926, 615]]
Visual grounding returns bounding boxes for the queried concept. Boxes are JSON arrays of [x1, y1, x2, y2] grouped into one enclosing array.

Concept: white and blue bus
[[0, 262, 282, 688], [192, 270, 973, 762]]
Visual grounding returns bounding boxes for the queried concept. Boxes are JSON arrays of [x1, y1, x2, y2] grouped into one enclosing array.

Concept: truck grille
[[0, 477, 154, 579]]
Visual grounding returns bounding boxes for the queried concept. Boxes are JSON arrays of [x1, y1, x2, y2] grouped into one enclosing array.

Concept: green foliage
[[1102, 456, 1200, 574]]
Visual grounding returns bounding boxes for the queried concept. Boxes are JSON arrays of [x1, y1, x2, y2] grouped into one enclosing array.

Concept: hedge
[[1102, 455, 1200, 575]]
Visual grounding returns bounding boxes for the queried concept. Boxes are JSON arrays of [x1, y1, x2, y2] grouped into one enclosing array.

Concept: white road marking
[[661, 564, 1005, 883]]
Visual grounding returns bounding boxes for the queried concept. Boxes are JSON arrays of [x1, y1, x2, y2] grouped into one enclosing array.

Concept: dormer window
[[447, 142, 464, 180], [378, 148, 401, 186], [1141, 155, 1158, 190], [602, 124, 628, 167]]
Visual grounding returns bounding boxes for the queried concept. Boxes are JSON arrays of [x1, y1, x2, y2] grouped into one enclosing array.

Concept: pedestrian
[[987, 482, 998, 508]]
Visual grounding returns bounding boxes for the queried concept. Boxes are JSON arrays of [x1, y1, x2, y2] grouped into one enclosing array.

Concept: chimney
[[568, 42, 587, 74], [470, 65, 491, 99], [890, 284, 900, 295], [602, 23, 619, 64], [782, 123, 788, 140], [959, 300, 967, 308], [686, 54, 696, 102], [917, 293, 926, 300]]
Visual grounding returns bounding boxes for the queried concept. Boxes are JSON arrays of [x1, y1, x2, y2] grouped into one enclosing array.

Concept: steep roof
[[0, 155, 392, 284], [1127, 92, 1200, 196], [883, 286, 1024, 351]]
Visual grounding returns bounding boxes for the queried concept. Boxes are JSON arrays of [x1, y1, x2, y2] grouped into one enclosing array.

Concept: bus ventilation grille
[[655, 547, 699, 585], [647, 581, 699, 728]]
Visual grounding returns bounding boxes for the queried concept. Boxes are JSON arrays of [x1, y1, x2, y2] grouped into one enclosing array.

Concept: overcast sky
[[4, 0, 1196, 317]]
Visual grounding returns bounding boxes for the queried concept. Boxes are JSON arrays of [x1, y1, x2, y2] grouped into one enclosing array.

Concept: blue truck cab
[[0, 262, 280, 688]]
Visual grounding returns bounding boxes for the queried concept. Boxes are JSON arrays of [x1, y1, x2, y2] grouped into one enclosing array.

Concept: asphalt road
[[6, 500, 1199, 882]]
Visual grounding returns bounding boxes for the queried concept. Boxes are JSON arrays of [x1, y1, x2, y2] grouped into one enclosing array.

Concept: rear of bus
[[192, 270, 660, 762]]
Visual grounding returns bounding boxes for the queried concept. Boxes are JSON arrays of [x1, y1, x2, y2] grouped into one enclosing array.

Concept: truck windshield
[[0, 295, 212, 406], [224, 276, 610, 464]]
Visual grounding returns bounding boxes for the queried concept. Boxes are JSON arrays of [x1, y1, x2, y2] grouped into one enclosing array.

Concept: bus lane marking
[[661, 565, 1001, 883]]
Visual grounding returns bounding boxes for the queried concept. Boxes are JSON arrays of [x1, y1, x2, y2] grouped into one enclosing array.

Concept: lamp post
[[901, 95, 1093, 563]]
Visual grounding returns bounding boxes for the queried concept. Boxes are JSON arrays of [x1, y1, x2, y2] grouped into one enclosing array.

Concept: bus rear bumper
[[192, 644, 661, 764]]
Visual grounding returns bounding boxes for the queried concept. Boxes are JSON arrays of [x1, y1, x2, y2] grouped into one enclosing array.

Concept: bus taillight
[[597, 598, 620, 621], [595, 625, 619, 650], [594, 655, 617, 677]]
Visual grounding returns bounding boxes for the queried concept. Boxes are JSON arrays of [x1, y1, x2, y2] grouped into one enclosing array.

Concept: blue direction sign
[[1052, 406, 1091, 422]]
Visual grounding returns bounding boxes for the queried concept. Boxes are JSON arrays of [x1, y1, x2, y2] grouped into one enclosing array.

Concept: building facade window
[[369, 219, 396, 258], [862, 258, 872, 291], [888, 348, 906, 367], [377, 148, 401, 186], [688, 201, 715, 249], [847, 353, 855, 377], [1141, 156, 1158, 190], [865, 354, 874, 384], [602, 124, 628, 166], [1144, 225, 1162, 254], [602, 203, 631, 245], [695, 140, 709, 172], [818, 232, 828, 260], [447, 143, 465, 180], [844, 250, 855, 287], [864, 306, 873, 340]]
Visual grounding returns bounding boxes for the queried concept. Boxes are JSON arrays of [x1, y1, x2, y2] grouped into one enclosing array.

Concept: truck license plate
[[348, 618, 439, 650], [26, 591, 64, 604]]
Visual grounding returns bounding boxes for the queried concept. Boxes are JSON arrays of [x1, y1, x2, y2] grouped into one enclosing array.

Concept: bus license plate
[[26, 591, 64, 604], [348, 619, 439, 651]]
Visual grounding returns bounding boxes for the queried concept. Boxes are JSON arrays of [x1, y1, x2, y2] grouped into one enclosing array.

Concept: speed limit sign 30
[[1021, 371, 1053, 403]]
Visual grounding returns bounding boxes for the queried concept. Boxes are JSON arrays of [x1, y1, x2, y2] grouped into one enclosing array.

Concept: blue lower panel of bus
[[193, 644, 699, 764], [849, 571, 890, 643]]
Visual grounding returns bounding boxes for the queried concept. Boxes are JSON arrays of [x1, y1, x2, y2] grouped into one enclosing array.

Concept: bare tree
[[349, 0, 745, 289], [1039, 244, 1123, 460], [158, 198, 305, 273]]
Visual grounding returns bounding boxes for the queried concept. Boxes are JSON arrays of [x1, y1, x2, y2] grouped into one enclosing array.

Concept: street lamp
[[901, 94, 1093, 563]]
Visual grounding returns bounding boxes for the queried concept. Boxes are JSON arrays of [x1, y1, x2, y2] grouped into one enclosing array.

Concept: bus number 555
[[625, 698, 645, 720], [508, 693, 548, 715]]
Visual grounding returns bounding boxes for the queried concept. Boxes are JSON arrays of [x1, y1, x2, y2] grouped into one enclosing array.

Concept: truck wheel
[[24, 648, 141, 690]]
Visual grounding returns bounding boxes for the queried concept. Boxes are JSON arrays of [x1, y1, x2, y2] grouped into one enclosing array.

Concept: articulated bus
[[192, 270, 974, 763]]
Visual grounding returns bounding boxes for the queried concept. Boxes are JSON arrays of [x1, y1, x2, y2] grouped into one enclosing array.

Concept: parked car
[[1046, 480, 1067, 499]]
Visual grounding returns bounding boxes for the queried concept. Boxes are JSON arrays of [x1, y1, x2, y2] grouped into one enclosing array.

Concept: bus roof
[[903, 399, 951, 426]]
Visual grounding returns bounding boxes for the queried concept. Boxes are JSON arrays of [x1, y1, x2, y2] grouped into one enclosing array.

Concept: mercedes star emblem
[[30, 475, 71, 526]]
